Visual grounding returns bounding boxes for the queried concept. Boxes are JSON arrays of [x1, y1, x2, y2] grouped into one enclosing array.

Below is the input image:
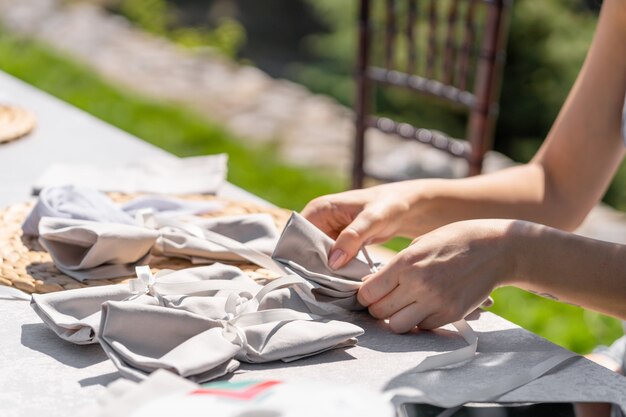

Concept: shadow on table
[[21, 322, 109, 368], [381, 327, 579, 408], [230, 345, 359, 376], [345, 309, 486, 355], [79, 371, 121, 387]]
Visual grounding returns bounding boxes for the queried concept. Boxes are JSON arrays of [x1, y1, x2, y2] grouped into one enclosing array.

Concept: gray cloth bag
[[31, 284, 135, 345], [153, 213, 279, 263], [99, 301, 241, 382], [30, 264, 261, 344], [38, 217, 159, 281], [23, 185, 223, 237], [38, 214, 279, 281], [22, 185, 135, 236], [97, 295, 363, 382], [272, 212, 373, 311]]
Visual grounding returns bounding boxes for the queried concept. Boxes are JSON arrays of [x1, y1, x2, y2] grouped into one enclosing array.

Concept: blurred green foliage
[[295, 0, 601, 161], [0, 28, 340, 210], [116, 0, 246, 58]]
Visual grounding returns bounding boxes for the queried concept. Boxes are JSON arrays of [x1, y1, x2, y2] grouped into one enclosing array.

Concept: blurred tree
[[293, 0, 598, 162], [111, 0, 246, 58]]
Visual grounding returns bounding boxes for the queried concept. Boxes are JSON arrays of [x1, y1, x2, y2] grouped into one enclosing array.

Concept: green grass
[[1, 29, 622, 354], [0, 30, 343, 211]]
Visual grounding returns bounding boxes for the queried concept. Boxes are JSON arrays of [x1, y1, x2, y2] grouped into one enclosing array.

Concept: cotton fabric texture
[[37, 213, 279, 281], [272, 212, 372, 311], [97, 298, 362, 382], [31, 264, 363, 382], [30, 264, 258, 344], [23, 185, 223, 237]]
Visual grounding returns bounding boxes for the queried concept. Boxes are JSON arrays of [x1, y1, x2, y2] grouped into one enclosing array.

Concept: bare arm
[[413, 0, 626, 232], [303, 0, 626, 268], [510, 221, 626, 320]]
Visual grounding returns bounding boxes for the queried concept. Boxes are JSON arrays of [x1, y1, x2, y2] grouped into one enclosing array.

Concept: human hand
[[357, 219, 520, 333], [301, 181, 422, 269]]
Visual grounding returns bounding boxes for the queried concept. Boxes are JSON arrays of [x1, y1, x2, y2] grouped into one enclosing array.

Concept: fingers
[[300, 197, 342, 238], [330, 210, 385, 269], [357, 265, 399, 306], [366, 284, 417, 320], [387, 303, 429, 333]]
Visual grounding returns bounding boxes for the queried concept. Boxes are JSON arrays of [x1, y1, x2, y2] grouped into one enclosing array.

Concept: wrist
[[501, 220, 545, 287], [401, 179, 447, 237]]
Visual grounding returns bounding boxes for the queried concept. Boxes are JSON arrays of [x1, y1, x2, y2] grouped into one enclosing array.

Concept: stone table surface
[[0, 71, 625, 417]]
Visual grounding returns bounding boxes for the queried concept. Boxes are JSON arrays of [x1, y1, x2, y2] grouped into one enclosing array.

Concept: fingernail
[[361, 274, 371, 282], [329, 249, 346, 270]]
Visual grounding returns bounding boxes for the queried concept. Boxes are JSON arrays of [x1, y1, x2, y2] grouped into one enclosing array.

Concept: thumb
[[328, 211, 383, 269]]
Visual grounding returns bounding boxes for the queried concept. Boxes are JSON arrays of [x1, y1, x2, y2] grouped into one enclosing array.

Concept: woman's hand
[[301, 181, 427, 269], [357, 219, 520, 333]]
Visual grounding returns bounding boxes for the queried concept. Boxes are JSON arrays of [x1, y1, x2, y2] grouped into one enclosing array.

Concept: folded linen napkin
[[23, 185, 223, 237], [272, 212, 373, 311], [32, 154, 228, 195], [121, 195, 223, 219], [30, 264, 262, 344], [153, 214, 279, 263], [22, 185, 135, 236], [38, 217, 159, 281], [99, 301, 242, 382], [38, 214, 279, 281], [98, 296, 363, 382]]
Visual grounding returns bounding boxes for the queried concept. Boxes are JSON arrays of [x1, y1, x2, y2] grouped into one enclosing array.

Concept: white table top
[[1, 71, 625, 416], [0, 71, 265, 208]]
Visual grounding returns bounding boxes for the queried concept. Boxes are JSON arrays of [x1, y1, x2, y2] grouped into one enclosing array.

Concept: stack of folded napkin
[[27, 186, 374, 381]]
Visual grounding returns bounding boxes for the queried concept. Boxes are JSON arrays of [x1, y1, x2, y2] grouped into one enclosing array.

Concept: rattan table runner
[[0, 194, 290, 294], [0, 105, 36, 144]]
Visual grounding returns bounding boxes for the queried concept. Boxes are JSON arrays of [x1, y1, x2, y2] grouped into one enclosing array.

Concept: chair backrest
[[352, 0, 512, 189]]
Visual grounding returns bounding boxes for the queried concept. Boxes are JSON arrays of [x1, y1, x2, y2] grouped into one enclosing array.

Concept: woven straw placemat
[[0, 194, 290, 294], [0, 105, 36, 144]]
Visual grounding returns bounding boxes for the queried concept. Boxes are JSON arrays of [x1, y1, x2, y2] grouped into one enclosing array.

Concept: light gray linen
[[22, 185, 135, 236], [99, 301, 241, 382], [121, 195, 223, 219], [272, 212, 372, 310], [23, 185, 223, 237], [153, 213, 279, 263], [30, 264, 260, 344], [38, 217, 159, 281], [31, 284, 135, 344], [38, 214, 279, 281], [97, 297, 363, 382], [32, 154, 228, 195]]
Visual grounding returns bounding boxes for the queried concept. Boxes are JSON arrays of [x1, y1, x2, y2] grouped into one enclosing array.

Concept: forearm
[[398, 162, 568, 237], [397, 0, 626, 238], [506, 221, 626, 320]]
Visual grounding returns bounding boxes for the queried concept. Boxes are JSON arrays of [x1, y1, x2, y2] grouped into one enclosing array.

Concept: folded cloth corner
[[272, 212, 373, 311]]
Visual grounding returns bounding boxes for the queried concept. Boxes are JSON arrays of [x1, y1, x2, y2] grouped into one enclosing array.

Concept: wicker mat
[[0, 194, 291, 294], [0, 105, 36, 144]]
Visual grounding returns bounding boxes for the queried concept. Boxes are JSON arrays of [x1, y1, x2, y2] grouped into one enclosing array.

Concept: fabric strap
[[413, 320, 478, 372], [153, 218, 286, 275]]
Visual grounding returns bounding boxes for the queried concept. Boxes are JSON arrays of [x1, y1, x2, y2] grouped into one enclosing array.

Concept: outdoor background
[[1, 0, 623, 354]]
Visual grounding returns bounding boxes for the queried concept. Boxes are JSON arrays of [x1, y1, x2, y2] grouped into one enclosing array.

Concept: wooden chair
[[352, 0, 512, 189]]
